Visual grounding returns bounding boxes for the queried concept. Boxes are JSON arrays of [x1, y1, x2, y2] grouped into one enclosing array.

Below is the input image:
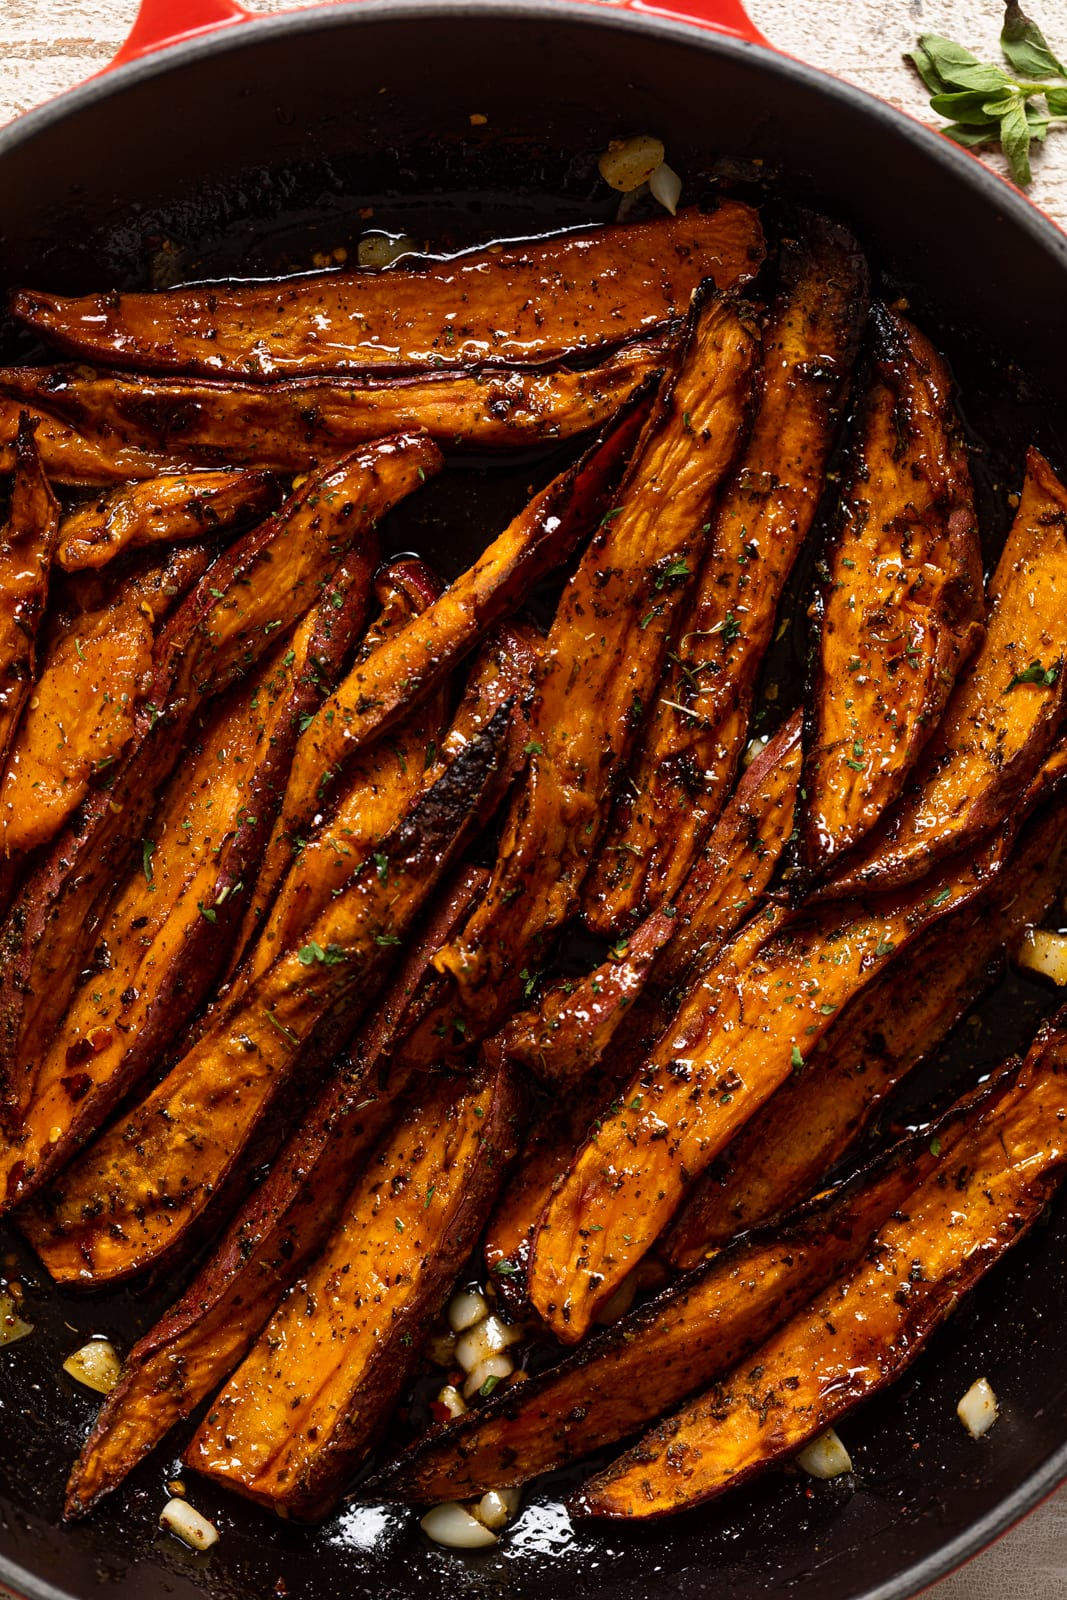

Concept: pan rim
[[0, 5, 1066, 1600]]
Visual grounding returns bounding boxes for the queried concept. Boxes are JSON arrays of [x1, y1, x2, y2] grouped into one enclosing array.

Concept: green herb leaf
[[1001, 1, 1067, 78], [493, 1259, 522, 1277], [1000, 92, 1035, 183], [479, 1374, 501, 1397], [790, 1044, 804, 1070], [141, 838, 156, 887], [929, 1135, 943, 1157], [1005, 657, 1059, 691]]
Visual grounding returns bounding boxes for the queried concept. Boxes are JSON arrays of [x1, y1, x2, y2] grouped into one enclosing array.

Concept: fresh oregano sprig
[[908, 2, 1067, 186]]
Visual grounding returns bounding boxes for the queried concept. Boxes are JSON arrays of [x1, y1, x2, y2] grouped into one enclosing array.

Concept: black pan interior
[[2, 7, 1067, 1600]]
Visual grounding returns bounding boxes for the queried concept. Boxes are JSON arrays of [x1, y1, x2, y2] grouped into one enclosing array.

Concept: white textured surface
[[1, 1, 1066, 1597]]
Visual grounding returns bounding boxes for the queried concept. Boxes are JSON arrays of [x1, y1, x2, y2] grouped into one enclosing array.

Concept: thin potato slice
[[583, 219, 868, 930], [822, 446, 1067, 897], [799, 307, 984, 878], [21, 707, 511, 1282], [56, 469, 277, 571], [573, 1018, 1067, 1519], [0, 436, 439, 1117], [369, 1088, 991, 1505], [432, 293, 760, 1044], [185, 1054, 521, 1521], [526, 777, 1062, 1343], [12, 204, 763, 377], [663, 794, 1067, 1264], [62, 865, 486, 1518]]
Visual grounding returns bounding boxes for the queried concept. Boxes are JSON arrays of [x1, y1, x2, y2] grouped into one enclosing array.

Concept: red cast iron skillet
[[3, 2, 1067, 1598]]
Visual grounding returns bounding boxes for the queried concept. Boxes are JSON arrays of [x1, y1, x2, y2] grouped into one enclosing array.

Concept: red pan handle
[[110, 0, 769, 71]]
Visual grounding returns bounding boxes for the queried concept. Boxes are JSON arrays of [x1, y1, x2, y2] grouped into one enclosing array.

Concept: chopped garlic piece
[[160, 1497, 219, 1551], [448, 1287, 489, 1334], [796, 1427, 853, 1479], [475, 1488, 521, 1531], [649, 161, 683, 216], [0, 1291, 32, 1347], [63, 1338, 121, 1394], [598, 135, 666, 193], [958, 1376, 999, 1438], [1017, 927, 1067, 986], [420, 1501, 497, 1549]]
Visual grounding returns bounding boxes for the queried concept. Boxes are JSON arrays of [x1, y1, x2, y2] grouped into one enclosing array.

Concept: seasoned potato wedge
[[527, 783, 1063, 1342], [370, 1102, 980, 1504], [433, 293, 759, 1045], [0, 342, 674, 472], [0, 418, 59, 770], [273, 386, 652, 882], [56, 469, 277, 571], [0, 548, 377, 1206], [664, 793, 1067, 1264], [62, 866, 486, 1518], [21, 708, 511, 1282], [185, 1053, 521, 1520], [584, 219, 868, 929], [822, 446, 1067, 897], [573, 1020, 1067, 1519], [12, 204, 763, 377], [799, 307, 984, 878], [0, 436, 437, 1115]]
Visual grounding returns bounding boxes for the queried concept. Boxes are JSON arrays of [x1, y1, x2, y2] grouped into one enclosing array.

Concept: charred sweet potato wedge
[[0, 394, 203, 485], [798, 307, 984, 879], [62, 865, 487, 1518], [238, 567, 449, 982], [12, 204, 763, 377], [185, 1053, 521, 1521], [0, 419, 60, 770], [370, 1096, 985, 1505], [0, 435, 438, 1113], [526, 789, 1058, 1343], [21, 707, 511, 1282], [822, 446, 1067, 897], [272, 386, 651, 885], [583, 221, 868, 931], [0, 342, 674, 471], [498, 711, 802, 1089], [663, 794, 1067, 1265], [0, 549, 377, 1208], [573, 1019, 1067, 1520], [655, 709, 803, 988], [432, 292, 760, 1044], [1, 566, 157, 861], [56, 469, 278, 571]]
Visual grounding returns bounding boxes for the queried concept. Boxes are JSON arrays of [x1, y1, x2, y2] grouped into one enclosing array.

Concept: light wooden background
[[1, 2, 1067, 1598]]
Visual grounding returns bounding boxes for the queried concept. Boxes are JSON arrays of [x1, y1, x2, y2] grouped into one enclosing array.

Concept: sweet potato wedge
[[0, 435, 438, 1114], [56, 469, 278, 571], [0, 418, 60, 769], [526, 791, 1058, 1343], [370, 1094, 987, 1505], [22, 706, 511, 1284], [432, 293, 759, 1045], [185, 1052, 521, 1521], [798, 307, 984, 879], [235, 561, 449, 981], [0, 339, 681, 471], [61, 864, 487, 1518], [1, 559, 170, 862], [821, 445, 1067, 897], [0, 548, 378, 1208], [582, 221, 868, 931], [497, 712, 802, 1090], [663, 793, 1067, 1265], [0, 394, 201, 485], [272, 383, 652, 883], [573, 1018, 1067, 1520], [12, 204, 763, 377]]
